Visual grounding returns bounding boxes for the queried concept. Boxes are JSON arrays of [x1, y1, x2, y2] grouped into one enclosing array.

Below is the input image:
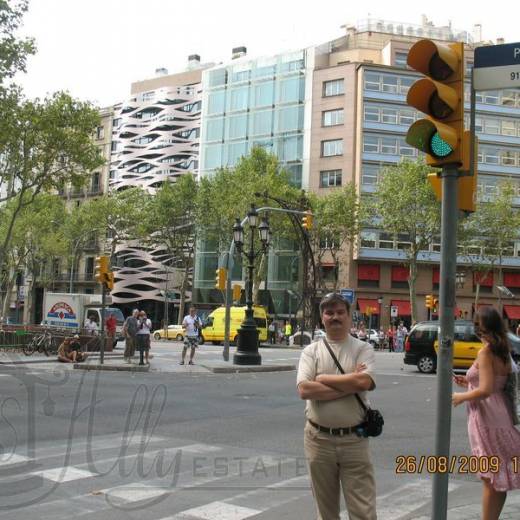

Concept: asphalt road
[[0, 343, 519, 519]]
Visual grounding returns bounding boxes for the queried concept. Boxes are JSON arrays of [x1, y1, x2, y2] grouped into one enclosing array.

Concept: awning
[[391, 266, 408, 282], [474, 272, 494, 287], [504, 305, 520, 320], [358, 264, 380, 281], [357, 299, 380, 315], [391, 300, 411, 316], [504, 272, 520, 288], [432, 268, 440, 284]]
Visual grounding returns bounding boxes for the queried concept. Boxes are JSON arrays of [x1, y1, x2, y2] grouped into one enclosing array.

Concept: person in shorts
[[180, 307, 202, 365]]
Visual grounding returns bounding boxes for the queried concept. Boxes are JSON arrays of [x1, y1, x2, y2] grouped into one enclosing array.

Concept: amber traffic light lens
[[428, 52, 453, 80], [428, 92, 453, 119]]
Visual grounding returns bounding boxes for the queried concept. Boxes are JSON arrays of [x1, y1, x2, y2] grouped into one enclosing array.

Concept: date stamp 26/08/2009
[[395, 455, 520, 475]]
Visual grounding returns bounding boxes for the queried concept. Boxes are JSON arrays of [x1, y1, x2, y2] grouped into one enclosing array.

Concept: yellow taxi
[[152, 324, 185, 341], [434, 321, 483, 369]]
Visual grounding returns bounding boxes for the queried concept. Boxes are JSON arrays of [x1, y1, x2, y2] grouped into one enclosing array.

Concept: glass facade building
[[194, 49, 315, 312]]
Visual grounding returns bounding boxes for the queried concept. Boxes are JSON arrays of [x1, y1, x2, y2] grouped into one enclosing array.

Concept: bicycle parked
[[23, 329, 57, 356]]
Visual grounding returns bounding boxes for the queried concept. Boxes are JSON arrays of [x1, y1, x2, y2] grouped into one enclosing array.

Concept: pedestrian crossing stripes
[[0, 433, 496, 520]]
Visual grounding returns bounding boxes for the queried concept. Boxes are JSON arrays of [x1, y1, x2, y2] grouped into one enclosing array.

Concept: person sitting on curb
[[57, 337, 88, 363]]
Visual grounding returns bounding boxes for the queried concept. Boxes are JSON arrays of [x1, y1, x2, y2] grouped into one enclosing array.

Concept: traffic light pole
[[431, 165, 458, 520], [100, 283, 106, 365]]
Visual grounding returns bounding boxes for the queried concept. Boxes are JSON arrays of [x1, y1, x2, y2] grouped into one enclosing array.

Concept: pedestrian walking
[[105, 312, 117, 350], [395, 322, 407, 352], [268, 321, 276, 344], [180, 307, 202, 365], [123, 309, 139, 363], [453, 306, 520, 520], [297, 292, 377, 520], [136, 310, 152, 364], [386, 325, 395, 352], [357, 322, 367, 342]]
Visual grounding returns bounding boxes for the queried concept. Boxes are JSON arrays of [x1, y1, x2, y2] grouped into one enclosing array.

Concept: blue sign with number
[[340, 289, 355, 304]]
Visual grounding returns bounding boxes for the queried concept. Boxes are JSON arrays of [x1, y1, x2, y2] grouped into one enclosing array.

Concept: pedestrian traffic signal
[[406, 40, 465, 168], [215, 267, 227, 290], [302, 211, 313, 230], [232, 284, 241, 301], [95, 256, 109, 284], [425, 295, 434, 309]]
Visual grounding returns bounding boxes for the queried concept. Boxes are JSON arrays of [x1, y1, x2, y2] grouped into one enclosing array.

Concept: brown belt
[[308, 419, 364, 436]]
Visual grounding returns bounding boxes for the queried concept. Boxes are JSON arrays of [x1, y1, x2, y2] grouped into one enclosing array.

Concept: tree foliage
[[372, 160, 441, 322]]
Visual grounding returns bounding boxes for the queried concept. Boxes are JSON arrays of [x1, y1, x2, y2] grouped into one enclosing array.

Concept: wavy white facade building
[[109, 65, 208, 308]]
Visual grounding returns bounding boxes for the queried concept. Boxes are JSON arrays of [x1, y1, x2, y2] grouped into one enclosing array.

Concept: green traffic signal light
[[430, 132, 453, 158]]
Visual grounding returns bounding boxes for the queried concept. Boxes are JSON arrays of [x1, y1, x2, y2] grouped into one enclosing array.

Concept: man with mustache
[[297, 293, 377, 520]]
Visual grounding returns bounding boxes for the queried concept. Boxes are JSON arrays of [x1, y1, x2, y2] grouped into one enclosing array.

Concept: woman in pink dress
[[453, 306, 520, 520]]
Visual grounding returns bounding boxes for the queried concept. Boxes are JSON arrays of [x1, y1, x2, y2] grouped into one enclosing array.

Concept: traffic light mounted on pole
[[302, 211, 313, 230], [232, 284, 242, 302], [215, 267, 227, 290], [95, 256, 109, 284], [425, 294, 434, 309], [406, 39, 476, 212], [406, 40, 465, 167]]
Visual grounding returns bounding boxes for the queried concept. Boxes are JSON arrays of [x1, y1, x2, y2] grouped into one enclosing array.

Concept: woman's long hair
[[477, 306, 511, 364]]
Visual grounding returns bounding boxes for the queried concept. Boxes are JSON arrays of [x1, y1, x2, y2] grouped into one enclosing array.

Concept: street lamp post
[[233, 205, 270, 365]]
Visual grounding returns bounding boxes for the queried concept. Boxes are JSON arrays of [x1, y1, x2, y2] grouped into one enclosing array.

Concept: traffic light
[[215, 267, 227, 290], [105, 272, 115, 292], [406, 40, 465, 168], [232, 284, 242, 302], [95, 256, 109, 284], [433, 298, 439, 313], [425, 294, 434, 309], [302, 211, 313, 230]]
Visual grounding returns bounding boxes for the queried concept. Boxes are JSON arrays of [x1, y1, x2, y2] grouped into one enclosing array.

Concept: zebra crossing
[[0, 432, 497, 520]]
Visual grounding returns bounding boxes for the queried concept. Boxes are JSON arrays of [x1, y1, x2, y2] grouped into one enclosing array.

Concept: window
[[278, 77, 304, 104], [322, 109, 344, 126], [360, 231, 376, 248], [381, 137, 397, 154], [364, 72, 380, 91], [323, 79, 344, 97], [229, 86, 249, 112], [395, 52, 408, 68], [253, 81, 275, 107], [381, 107, 398, 124], [96, 126, 104, 139], [363, 135, 379, 153], [207, 90, 226, 115], [226, 114, 248, 140], [399, 109, 415, 126], [398, 138, 415, 157], [364, 105, 379, 122], [484, 118, 500, 135], [320, 170, 342, 187], [381, 75, 398, 93], [502, 120, 516, 136], [250, 110, 273, 136], [361, 164, 379, 186], [205, 118, 224, 141], [321, 139, 343, 157], [276, 105, 304, 132], [399, 76, 414, 95]]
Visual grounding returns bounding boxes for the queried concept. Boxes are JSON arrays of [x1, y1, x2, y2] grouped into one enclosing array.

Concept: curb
[[259, 344, 303, 350], [200, 363, 296, 374], [0, 354, 124, 365], [73, 363, 150, 372]]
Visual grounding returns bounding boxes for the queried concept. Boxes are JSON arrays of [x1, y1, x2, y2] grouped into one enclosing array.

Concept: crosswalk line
[[0, 453, 32, 468], [100, 482, 169, 504], [165, 501, 262, 519], [31, 466, 99, 483], [376, 479, 459, 520]]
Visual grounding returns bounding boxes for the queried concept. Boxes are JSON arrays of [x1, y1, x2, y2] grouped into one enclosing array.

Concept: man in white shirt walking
[[180, 307, 201, 365]]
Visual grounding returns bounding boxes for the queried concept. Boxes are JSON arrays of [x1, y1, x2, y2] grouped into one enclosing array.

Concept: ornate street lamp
[[455, 271, 466, 289], [233, 205, 270, 365]]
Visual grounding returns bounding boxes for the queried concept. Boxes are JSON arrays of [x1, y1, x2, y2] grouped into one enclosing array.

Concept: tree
[[140, 176, 197, 324], [195, 147, 302, 303], [310, 183, 364, 291], [460, 180, 520, 308], [0, 91, 104, 270], [0, 0, 35, 86], [371, 160, 441, 323]]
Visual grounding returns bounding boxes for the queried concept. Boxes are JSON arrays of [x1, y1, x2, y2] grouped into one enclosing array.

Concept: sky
[[14, 0, 519, 108]]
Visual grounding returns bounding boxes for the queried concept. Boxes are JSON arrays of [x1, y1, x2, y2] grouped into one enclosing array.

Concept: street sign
[[390, 305, 398, 318], [474, 42, 520, 90], [340, 289, 355, 304]]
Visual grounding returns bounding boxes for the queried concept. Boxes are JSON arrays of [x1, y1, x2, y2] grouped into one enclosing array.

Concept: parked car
[[153, 324, 185, 341], [290, 331, 312, 346], [367, 329, 380, 347], [313, 329, 326, 340]]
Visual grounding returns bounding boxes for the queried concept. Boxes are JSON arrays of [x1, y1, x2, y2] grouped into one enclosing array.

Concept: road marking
[[165, 501, 262, 519], [376, 479, 459, 520], [100, 482, 169, 503], [31, 466, 98, 482], [178, 444, 223, 453], [0, 453, 32, 468]]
